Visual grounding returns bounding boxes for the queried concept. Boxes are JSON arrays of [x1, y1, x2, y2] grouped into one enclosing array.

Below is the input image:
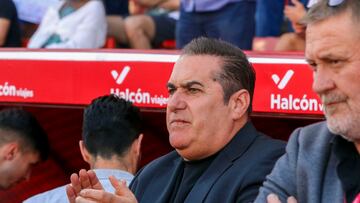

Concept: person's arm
[[45, 1, 107, 48], [254, 129, 301, 203], [157, 0, 179, 10], [284, 0, 307, 34], [28, 4, 59, 48], [0, 0, 15, 46], [136, 0, 179, 10], [0, 18, 10, 46]]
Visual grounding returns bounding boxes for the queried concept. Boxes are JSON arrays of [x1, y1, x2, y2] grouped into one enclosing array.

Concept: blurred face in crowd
[[306, 11, 360, 142], [166, 55, 240, 160], [0, 131, 40, 189]]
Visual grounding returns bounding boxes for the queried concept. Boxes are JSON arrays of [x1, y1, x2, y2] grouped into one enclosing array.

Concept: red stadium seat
[[103, 37, 117, 48], [159, 39, 176, 49]]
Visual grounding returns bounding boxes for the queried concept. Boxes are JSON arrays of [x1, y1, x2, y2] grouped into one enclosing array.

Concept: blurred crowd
[[0, 0, 314, 51]]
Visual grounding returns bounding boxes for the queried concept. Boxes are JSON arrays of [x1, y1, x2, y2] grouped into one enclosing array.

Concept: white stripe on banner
[[0, 51, 307, 64]]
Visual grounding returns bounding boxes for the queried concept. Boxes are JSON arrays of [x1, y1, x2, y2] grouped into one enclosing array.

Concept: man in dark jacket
[[67, 37, 285, 203]]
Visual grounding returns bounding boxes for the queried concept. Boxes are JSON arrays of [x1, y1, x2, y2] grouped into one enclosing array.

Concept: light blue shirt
[[23, 169, 134, 203], [181, 0, 244, 12]]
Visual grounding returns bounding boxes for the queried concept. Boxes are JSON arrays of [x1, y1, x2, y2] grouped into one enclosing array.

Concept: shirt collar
[[93, 168, 134, 180]]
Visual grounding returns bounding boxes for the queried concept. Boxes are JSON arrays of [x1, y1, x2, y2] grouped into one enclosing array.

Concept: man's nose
[[167, 91, 186, 112], [312, 67, 335, 95]]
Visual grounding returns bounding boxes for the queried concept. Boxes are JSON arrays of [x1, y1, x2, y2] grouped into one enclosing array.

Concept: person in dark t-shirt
[[0, 0, 21, 47]]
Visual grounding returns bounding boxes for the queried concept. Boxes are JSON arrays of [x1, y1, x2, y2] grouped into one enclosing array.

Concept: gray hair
[[181, 37, 256, 113], [302, 0, 360, 25]]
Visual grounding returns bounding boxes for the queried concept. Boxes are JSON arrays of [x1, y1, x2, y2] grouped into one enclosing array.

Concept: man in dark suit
[[67, 37, 285, 203]]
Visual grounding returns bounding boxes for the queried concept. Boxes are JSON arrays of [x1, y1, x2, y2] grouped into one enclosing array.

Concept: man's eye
[[330, 59, 340, 65], [168, 88, 176, 95], [188, 88, 200, 93], [308, 62, 317, 71]]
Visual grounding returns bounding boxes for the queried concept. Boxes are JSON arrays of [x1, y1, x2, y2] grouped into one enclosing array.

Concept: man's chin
[[326, 116, 349, 137], [169, 140, 187, 150]]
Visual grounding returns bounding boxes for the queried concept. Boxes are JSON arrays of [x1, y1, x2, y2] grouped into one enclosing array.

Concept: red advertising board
[[0, 50, 323, 116]]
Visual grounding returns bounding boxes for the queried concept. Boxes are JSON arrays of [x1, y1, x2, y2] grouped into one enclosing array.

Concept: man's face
[[166, 55, 236, 160], [0, 147, 39, 189], [306, 11, 360, 141]]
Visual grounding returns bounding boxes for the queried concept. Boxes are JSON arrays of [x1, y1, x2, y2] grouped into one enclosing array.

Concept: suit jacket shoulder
[[255, 121, 343, 203], [195, 122, 285, 203], [130, 150, 183, 203]]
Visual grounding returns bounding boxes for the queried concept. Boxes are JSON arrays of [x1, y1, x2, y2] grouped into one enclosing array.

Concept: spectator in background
[[24, 95, 143, 202], [0, 0, 21, 47], [12, 0, 59, 24], [274, 0, 308, 51], [0, 108, 49, 189], [254, 0, 309, 52], [27, 0, 106, 49], [103, 0, 130, 46], [255, 0, 285, 37], [67, 37, 285, 203], [124, 0, 179, 49], [12, 0, 58, 39], [255, 0, 309, 38], [176, 0, 256, 50]]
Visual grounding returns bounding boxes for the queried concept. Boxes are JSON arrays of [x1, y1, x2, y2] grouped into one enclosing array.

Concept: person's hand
[[75, 176, 138, 203], [291, 22, 306, 34], [66, 169, 104, 203], [267, 194, 297, 203], [284, 0, 306, 24]]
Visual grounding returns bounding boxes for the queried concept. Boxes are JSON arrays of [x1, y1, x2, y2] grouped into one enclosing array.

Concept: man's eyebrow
[[318, 51, 348, 61], [318, 53, 336, 61], [305, 52, 344, 64], [167, 81, 204, 89], [180, 81, 204, 89]]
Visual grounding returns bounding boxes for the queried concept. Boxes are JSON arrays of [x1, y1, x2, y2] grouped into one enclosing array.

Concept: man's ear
[[229, 89, 250, 120], [79, 140, 91, 164], [2, 142, 19, 161], [132, 134, 143, 157]]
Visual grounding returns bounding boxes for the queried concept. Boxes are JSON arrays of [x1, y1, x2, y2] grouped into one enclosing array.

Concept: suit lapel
[[184, 153, 233, 203], [151, 152, 184, 203], [184, 122, 258, 203]]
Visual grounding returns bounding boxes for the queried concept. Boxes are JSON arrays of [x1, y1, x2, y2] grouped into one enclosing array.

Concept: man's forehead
[[305, 13, 359, 58], [305, 40, 348, 59], [169, 55, 221, 82], [174, 54, 223, 70]]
